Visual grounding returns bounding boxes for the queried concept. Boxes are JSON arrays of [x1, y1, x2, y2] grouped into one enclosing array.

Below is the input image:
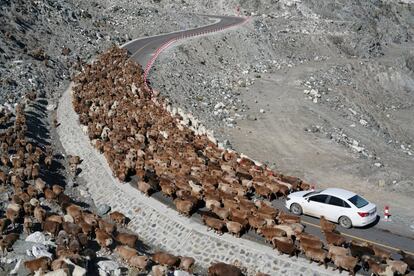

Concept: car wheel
[[290, 203, 302, 215], [339, 216, 352, 229]]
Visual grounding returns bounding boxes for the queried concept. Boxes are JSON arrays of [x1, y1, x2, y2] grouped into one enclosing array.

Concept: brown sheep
[[324, 231, 346, 246], [115, 232, 138, 248], [129, 255, 149, 271], [109, 211, 127, 225], [331, 254, 358, 275], [179, 256, 195, 272], [0, 233, 19, 254], [44, 188, 57, 201], [46, 215, 63, 224], [302, 246, 328, 268], [152, 252, 180, 268], [66, 204, 82, 220], [202, 215, 225, 234], [82, 212, 98, 227], [115, 245, 138, 261], [24, 256, 50, 274], [95, 229, 113, 249], [328, 245, 351, 259], [248, 216, 266, 230], [370, 244, 392, 261], [208, 262, 243, 276], [52, 185, 64, 196], [137, 181, 152, 196], [6, 208, 19, 227], [98, 219, 116, 235], [62, 222, 82, 236], [174, 198, 194, 217], [258, 226, 287, 242], [226, 220, 243, 237], [320, 216, 336, 232], [399, 250, 414, 270], [277, 211, 300, 224], [386, 259, 408, 275], [211, 205, 230, 220], [299, 237, 324, 251], [273, 238, 297, 257], [43, 220, 61, 237]]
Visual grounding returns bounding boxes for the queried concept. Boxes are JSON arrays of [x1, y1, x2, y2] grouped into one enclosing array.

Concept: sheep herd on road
[[71, 47, 414, 276]]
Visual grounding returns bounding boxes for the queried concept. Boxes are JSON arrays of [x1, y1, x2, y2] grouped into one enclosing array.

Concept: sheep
[[226, 220, 243, 237], [0, 233, 19, 254], [302, 246, 328, 268], [115, 245, 138, 261], [24, 256, 50, 274], [386, 259, 408, 275], [152, 265, 168, 276], [272, 238, 297, 257], [129, 255, 149, 271], [95, 229, 113, 250], [208, 262, 243, 276], [152, 252, 180, 268], [109, 211, 127, 225], [399, 250, 414, 270], [115, 232, 138, 248], [370, 244, 392, 261], [137, 181, 152, 196], [202, 215, 225, 234], [277, 211, 300, 224], [324, 231, 346, 246], [65, 204, 82, 220], [331, 254, 358, 275], [43, 220, 60, 237], [320, 216, 336, 232], [328, 245, 351, 259], [211, 205, 229, 220], [179, 256, 195, 272], [173, 198, 194, 217], [98, 219, 116, 235]]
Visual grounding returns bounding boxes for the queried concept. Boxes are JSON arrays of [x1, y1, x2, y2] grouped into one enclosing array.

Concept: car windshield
[[303, 189, 323, 197], [348, 195, 369, 208]]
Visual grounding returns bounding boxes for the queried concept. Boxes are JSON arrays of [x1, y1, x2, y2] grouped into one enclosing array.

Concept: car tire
[[339, 216, 352, 229], [290, 203, 302, 215]]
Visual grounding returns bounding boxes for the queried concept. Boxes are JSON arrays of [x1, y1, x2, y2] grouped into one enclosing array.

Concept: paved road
[[122, 15, 245, 70], [122, 14, 414, 260]]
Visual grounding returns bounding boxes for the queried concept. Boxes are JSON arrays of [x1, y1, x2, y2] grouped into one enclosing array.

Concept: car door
[[304, 194, 329, 217], [325, 196, 352, 222]]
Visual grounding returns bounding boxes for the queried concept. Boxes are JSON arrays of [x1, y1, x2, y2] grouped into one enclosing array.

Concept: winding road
[[120, 14, 414, 260]]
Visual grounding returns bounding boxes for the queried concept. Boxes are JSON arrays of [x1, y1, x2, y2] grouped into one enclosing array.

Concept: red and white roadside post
[[384, 205, 391, 221]]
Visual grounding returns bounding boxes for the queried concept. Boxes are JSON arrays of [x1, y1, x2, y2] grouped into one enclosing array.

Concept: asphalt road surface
[[122, 14, 414, 262]]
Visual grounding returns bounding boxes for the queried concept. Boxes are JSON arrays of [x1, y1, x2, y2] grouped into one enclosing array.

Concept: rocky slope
[[150, 0, 414, 232]]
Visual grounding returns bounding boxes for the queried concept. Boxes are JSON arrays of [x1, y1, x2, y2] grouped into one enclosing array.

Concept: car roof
[[320, 188, 356, 199]]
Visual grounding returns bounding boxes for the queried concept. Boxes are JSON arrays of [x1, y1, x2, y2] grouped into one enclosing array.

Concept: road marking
[[302, 221, 414, 256], [130, 40, 156, 60]]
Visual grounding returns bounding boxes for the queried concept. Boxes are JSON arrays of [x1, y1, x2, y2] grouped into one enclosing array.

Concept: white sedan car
[[285, 188, 377, 228]]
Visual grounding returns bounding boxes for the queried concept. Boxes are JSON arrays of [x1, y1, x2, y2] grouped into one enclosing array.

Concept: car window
[[348, 195, 369, 208], [309, 194, 328, 203], [328, 196, 350, 208]]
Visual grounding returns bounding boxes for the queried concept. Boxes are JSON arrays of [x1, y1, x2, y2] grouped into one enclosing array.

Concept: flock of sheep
[[69, 47, 414, 276], [0, 94, 216, 275]]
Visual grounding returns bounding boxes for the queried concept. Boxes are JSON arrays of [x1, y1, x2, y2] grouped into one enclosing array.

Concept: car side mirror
[[306, 198, 310, 202]]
